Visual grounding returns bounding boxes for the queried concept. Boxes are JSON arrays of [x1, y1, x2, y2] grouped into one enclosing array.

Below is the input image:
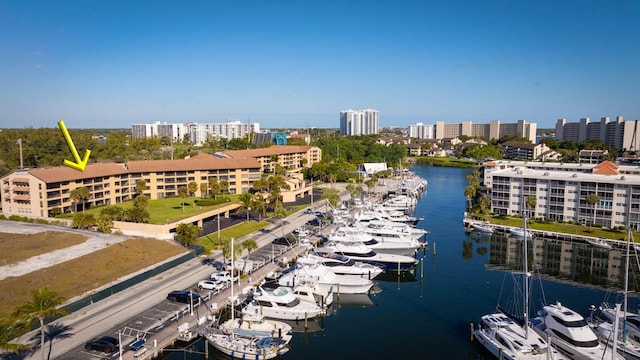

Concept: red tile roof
[[28, 163, 129, 183], [222, 145, 314, 158], [593, 160, 619, 175]]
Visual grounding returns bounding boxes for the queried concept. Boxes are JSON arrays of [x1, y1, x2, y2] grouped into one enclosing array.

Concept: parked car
[[272, 237, 295, 246], [85, 336, 119, 353], [210, 270, 239, 283], [198, 279, 226, 291], [304, 208, 313, 214], [294, 227, 310, 237], [167, 290, 201, 304]]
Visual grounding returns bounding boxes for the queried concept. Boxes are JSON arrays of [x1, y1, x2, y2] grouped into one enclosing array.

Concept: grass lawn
[[65, 195, 241, 224], [0, 236, 186, 318], [487, 216, 630, 241], [0, 231, 87, 266], [196, 220, 270, 254]]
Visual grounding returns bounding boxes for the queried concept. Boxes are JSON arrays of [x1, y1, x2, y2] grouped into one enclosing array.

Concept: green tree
[[250, 193, 267, 222], [69, 186, 90, 213], [320, 188, 341, 209], [525, 195, 537, 222], [478, 195, 491, 215], [175, 223, 201, 246], [178, 186, 188, 212], [127, 207, 150, 223], [0, 318, 29, 354], [586, 193, 600, 231], [200, 182, 208, 199], [96, 215, 113, 233], [220, 180, 229, 195], [135, 179, 147, 195], [209, 178, 220, 199], [464, 185, 476, 211], [133, 194, 148, 209], [13, 288, 68, 360], [71, 213, 96, 229], [242, 238, 258, 258], [238, 192, 253, 222], [188, 181, 198, 207], [223, 238, 243, 261]]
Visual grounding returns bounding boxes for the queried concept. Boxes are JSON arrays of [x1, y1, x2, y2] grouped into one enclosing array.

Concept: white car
[[294, 227, 310, 237], [198, 279, 226, 291], [210, 270, 239, 283]]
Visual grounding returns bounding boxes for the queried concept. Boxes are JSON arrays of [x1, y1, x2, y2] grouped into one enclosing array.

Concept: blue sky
[[1, 0, 639, 130]]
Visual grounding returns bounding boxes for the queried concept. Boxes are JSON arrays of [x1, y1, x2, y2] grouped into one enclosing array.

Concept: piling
[[304, 312, 308, 330], [433, 242, 436, 255], [469, 323, 474, 342]]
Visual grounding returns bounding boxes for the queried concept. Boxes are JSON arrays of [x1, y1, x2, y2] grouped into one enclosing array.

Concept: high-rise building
[[339, 109, 379, 135], [407, 122, 433, 139], [431, 119, 536, 142], [131, 120, 260, 146], [555, 116, 640, 151]]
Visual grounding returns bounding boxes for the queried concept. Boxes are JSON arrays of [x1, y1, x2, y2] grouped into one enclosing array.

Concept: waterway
[[161, 164, 640, 359]]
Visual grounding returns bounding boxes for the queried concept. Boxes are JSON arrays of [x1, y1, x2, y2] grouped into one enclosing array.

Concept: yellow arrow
[[58, 120, 91, 172]]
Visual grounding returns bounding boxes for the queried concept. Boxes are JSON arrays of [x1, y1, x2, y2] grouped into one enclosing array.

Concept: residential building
[[220, 145, 322, 174], [0, 155, 262, 218], [408, 122, 433, 139], [501, 141, 552, 161], [131, 120, 260, 146], [482, 160, 640, 229], [579, 150, 609, 164], [555, 116, 640, 151], [433, 119, 536, 143], [339, 109, 379, 136]]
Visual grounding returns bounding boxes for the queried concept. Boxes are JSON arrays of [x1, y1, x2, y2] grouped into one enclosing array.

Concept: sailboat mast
[[623, 228, 631, 342], [231, 237, 235, 322], [523, 197, 529, 338]]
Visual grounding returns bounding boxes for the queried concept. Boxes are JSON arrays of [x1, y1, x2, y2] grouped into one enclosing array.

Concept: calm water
[[163, 165, 640, 359]]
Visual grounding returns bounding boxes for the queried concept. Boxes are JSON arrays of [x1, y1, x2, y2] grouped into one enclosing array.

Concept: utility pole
[[17, 138, 24, 169]]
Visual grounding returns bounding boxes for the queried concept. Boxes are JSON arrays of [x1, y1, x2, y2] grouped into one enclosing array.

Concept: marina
[[58, 165, 640, 359]]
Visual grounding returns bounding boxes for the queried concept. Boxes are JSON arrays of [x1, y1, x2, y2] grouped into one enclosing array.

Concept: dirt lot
[[0, 231, 87, 266], [0, 235, 187, 318]]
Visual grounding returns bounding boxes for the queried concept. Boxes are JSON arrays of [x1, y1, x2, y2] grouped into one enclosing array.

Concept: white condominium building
[[408, 122, 433, 139], [340, 109, 379, 135], [555, 116, 640, 151], [131, 120, 260, 145], [483, 160, 640, 229]]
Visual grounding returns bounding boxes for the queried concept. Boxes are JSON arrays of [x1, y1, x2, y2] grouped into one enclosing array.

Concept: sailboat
[[473, 198, 564, 359], [203, 238, 292, 359], [590, 227, 640, 359]]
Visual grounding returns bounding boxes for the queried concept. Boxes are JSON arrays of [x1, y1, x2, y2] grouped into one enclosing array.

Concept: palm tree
[[525, 195, 537, 222], [200, 182, 208, 199], [242, 238, 258, 258], [320, 188, 340, 209], [69, 186, 90, 213], [220, 180, 229, 196], [13, 288, 68, 360], [188, 181, 198, 207], [238, 192, 253, 222], [250, 193, 267, 222], [464, 185, 476, 211], [208, 177, 220, 199], [176, 223, 201, 246], [586, 193, 600, 231], [0, 318, 29, 354], [178, 186, 188, 212]]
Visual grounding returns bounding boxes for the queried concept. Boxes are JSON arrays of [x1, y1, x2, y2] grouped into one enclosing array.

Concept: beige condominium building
[[483, 160, 640, 229], [220, 145, 322, 173], [1, 155, 261, 218]]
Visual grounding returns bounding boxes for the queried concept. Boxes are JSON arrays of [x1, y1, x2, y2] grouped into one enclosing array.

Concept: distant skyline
[[1, 1, 639, 130]]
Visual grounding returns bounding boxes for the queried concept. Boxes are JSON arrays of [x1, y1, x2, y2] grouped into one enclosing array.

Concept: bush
[[196, 198, 228, 206], [35, 218, 49, 224]]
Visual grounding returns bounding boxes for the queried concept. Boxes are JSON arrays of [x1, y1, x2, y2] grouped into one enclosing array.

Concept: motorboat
[[219, 312, 293, 339], [328, 228, 420, 256], [509, 227, 533, 238], [242, 286, 324, 321], [586, 237, 612, 249], [289, 283, 334, 310], [474, 203, 565, 360], [304, 252, 384, 279], [203, 239, 292, 359], [277, 257, 374, 294], [316, 241, 418, 271], [531, 301, 623, 359], [358, 219, 428, 242], [470, 223, 494, 234]]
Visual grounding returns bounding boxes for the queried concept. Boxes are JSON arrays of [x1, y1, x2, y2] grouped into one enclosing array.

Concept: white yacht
[[316, 241, 418, 272], [531, 301, 623, 359], [277, 257, 374, 294], [509, 227, 533, 238], [219, 312, 293, 339], [289, 283, 334, 309], [328, 228, 419, 256], [304, 252, 384, 279], [358, 218, 428, 242], [242, 286, 324, 321]]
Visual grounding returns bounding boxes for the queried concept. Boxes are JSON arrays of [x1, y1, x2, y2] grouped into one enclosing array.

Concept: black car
[[167, 290, 201, 304], [85, 336, 119, 353], [272, 237, 295, 246]]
